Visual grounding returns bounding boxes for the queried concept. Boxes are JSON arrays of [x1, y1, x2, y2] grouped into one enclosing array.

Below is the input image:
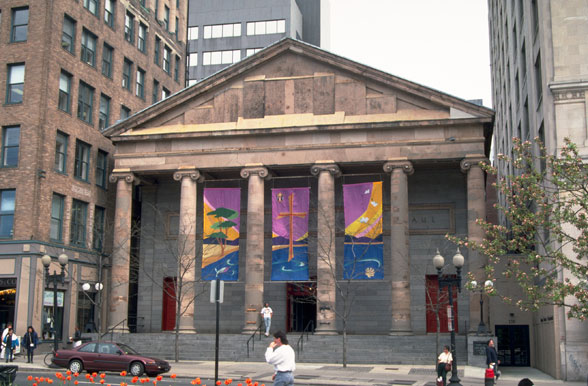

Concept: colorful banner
[[202, 188, 240, 281], [343, 181, 383, 279], [271, 187, 310, 281]]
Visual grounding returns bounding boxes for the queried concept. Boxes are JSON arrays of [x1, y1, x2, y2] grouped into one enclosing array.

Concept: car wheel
[[69, 359, 84, 374], [129, 362, 144, 377]]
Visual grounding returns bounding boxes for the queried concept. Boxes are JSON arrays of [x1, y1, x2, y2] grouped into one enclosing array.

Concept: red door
[[425, 275, 458, 333], [162, 277, 176, 331]]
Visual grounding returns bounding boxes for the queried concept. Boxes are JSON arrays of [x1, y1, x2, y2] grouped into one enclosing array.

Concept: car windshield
[[116, 343, 140, 355]]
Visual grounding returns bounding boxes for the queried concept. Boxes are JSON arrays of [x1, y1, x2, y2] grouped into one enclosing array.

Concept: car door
[[96, 343, 127, 371], [77, 343, 99, 370]]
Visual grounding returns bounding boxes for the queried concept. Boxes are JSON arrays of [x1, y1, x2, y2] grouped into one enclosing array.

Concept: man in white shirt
[[260, 303, 273, 337], [265, 331, 295, 386]]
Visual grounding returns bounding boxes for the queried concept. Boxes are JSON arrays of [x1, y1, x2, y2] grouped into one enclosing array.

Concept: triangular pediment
[[104, 38, 493, 138]]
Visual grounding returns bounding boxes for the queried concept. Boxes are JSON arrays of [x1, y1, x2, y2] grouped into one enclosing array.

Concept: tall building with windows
[[0, 0, 186, 342], [488, 0, 588, 380], [186, 0, 329, 85]]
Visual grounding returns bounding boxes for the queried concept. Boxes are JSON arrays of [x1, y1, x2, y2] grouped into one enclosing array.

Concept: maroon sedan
[[51, 342, 170, 376]]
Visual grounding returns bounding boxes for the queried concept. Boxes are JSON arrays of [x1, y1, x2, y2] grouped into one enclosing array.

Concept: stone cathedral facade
[[103, 39, 494, 337]]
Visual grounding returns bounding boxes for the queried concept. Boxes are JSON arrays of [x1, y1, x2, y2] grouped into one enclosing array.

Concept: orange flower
[[66, 376, 72, 381], [156, 376, 162, 381], [86, 374, 91, 379], [33, 383, 38, 386], [170, 375, 176, 379], [131, 377, 138, 384], [237, 384, 242, 386], [245, 379, 251, 385], [74, 373, 79, 378], [74, 381, 79, 385], [66, 371, 72, 376], [120, 382, 128, 386], [48, 379, 54, 384], [216, 382, 221, 386], [100, 380, 105, 384], [28, 376, 33, 381], [92, 373, 98, 378], [120, 371, 127, 377], [55, 373, 63, 379], [100, 374, 106, 379], [225, 380, 232, 385]]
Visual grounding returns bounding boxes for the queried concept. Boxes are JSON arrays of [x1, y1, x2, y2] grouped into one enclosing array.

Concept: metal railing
[[295, 320, 315, 356], [101, 319, 127, 341], [246, 324, 264, 358]]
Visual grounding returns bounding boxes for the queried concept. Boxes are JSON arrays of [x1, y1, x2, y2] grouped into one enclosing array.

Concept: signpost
[[211, 280, 224, 385]]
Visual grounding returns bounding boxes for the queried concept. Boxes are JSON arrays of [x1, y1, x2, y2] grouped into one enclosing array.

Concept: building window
[[58, 71, 72, 113], [136, 68, 145, 99], [102, 43, 113, 78], [124, 12, 135, 43], [74, 140, 91, 181], [152, 79, 159, 103], [11, 7, 29, 42], [163, 46, 171, 73], [120, 105, 130, 119], [93, 206, 105, 251], [163, 5, 170, 31], [174, 55, 179, 82], [122, 58, 132, 90], [202, 50, 240, 66], [104, 0, 115, 27], [83, 0, 98, 16], [98, 94, 110, 130], [6, 63, 25, 104], [188, 52, 197, 67], [54, 131, 68, 174], [246, 19, 285, 36], [81, 29, 97, 67], [95, 150, 107, 188], [188, 26, 198, 40], [162, 87, 170, 100], [175, 16, 179, 39], [50, 193, 65, 242], [70, 199, 88, 247], [534, 52, 542, 104], [154, 37, 161, 66], [62, 15, 76, 53], [1, 126, 20, 168], [77, 81, 94, 124], [246, 48, 262, 57], [0, 190, 15, 238], [138, 23, 147, 53], [204, 23, 241, 39]]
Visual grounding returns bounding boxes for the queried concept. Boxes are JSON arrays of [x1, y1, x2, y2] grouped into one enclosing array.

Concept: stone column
[[383, 159, 414, 335], [240, 164, 269, 333], [108, 170, 138, 331], [172, 167, 203, 333], [310, 161, 340, 335], [460, 156, 488, 332]]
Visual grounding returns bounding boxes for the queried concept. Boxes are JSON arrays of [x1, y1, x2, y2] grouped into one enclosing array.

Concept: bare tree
[[135, 203, 208, 362]]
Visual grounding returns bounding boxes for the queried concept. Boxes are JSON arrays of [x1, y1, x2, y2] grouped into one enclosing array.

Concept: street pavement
[[6, 354, 587, 386]]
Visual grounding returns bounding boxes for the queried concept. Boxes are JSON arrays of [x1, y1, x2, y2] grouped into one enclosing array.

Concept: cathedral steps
[[98, 333, 467, 365]]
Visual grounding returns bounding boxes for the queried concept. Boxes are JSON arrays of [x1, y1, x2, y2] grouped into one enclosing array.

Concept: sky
[[327, 0, 493, 108]]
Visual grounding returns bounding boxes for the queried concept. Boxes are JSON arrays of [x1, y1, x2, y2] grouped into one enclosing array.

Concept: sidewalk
[[9, 355, 587, 386]]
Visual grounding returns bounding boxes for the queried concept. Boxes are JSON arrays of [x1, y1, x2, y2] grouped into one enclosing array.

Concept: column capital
[[383, 159, 414, 175], [109, 170, 139, 184], [310, 162, 341, 177], [240, 164, 269, 179], [173, 167, 204, 182], [460, 156, 488, 173]]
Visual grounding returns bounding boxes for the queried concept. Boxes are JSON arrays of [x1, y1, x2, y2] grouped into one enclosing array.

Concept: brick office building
[[0, 0, 186, 343]]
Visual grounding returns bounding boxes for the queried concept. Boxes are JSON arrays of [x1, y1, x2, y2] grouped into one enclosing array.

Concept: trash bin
[[0, 365, 18, 386]]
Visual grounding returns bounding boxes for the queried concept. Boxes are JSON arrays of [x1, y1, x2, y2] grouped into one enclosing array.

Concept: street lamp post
[[41, 253, 69, 353], [470, 280, 494, 334], [82, 282, 104, 342], [433, 248, 464, 386]]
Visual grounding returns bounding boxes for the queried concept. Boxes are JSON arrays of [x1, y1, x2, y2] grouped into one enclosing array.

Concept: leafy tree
[[450, 137, 588, 320], [206, 207, 238, 257]]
